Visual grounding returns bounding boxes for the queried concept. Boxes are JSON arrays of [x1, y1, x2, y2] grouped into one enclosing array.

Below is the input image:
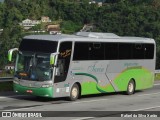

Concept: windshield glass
[[15, 52, 52, 81], [19, 39, 58, 53]]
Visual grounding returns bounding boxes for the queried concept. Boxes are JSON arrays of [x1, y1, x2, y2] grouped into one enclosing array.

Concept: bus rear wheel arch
[[126, 79, 136, 95]]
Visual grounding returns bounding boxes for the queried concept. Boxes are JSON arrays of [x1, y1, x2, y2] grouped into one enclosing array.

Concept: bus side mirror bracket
[[50, 52, 59, 65], [8, 48, 18, 62]]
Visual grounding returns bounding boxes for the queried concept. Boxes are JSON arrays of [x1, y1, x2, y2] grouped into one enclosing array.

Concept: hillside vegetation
[[0, 0, 160, 68]]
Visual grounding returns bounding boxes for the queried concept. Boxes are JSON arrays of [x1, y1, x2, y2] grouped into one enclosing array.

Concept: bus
[[8, 32, 156, 101]]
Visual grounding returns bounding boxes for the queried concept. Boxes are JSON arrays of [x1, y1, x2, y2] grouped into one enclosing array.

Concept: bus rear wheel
[[126, 80, 135, 95], [68, 84, 79, 101]]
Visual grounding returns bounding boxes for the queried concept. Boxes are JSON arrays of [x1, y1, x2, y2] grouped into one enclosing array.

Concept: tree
[[61, 20, 82, 34], [3, 7, 23, 27], [0, 0, 160, 68], [0, 3, 4, 28], [0, 25, 23, 67]]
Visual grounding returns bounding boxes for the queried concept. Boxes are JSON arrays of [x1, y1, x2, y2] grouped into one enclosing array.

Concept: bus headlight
[[41, 83, 53, 88], [42, 84, 50, 88]]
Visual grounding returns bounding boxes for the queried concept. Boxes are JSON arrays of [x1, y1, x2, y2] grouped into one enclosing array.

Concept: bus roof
[[23, 32, 155, 44]]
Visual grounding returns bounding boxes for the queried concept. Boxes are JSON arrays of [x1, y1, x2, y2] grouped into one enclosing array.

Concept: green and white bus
[[8, 32, 156, 101]]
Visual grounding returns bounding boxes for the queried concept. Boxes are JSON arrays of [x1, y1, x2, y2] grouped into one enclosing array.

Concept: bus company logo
[[1, 112, 42, 118], [124, 63, 138, 67], [88, 65, 104, 73], [2, 112, 11, 117], [60, 49, 71, 58]]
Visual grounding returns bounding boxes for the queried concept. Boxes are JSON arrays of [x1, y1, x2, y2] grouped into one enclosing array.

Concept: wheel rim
[[128, 82, 134, 93], [72, 87, 78, 98]]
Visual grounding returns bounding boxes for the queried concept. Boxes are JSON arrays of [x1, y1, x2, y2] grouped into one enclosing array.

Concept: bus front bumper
[[13, 83, 53, 98]]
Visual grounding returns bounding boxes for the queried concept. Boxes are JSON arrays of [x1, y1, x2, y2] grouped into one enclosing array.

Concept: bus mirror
[[50, 52, 59, 65], [50, 54, 55, 65], [8, 48, 18, 62]]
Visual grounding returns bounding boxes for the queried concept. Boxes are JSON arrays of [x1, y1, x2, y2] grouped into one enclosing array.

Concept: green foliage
[[31, 24, 42, 31], [61, 20, 83, 34], [0, 0, 160, 68], [155, 73, 160, 80], [0, 26, 23, 68]]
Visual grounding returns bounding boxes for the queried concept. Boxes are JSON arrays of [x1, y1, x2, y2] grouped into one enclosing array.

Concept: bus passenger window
[[144, 44, 154, 59], [105, 43, 118, 60], [73, 42, 89, 60], [88, 42, 105, 60], [132, 44, 145, 59], [119, 43, 132, 59]]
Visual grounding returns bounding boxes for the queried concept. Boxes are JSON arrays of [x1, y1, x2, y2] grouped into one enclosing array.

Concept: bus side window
[[55, 59, 65, 76], [132, 44, 145, 59], [119, 43, 132, 59], [73, 42, 89, 60], [89, 42, 105, 60], [105, 43, 118, 60], [144, 44, 154, 59]]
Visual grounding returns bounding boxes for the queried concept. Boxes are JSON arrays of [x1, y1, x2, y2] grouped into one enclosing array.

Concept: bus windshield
[[15, 52, 52, 81]]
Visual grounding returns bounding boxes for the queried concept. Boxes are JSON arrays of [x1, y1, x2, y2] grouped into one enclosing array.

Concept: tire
[[126, 80, 135, 95], [68, 84, 79, 101]]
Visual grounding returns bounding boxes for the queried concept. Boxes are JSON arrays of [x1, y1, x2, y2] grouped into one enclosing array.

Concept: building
[[19, 16, 52, 30], [47, 25, 61, 35], [97, 2, 103, 7], [41, 16, 51, 23], [19, 19, 41, 30], [5, 64, 15, 70]]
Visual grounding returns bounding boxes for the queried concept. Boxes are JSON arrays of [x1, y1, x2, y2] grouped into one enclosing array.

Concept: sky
[[0, 0, 4, 3]]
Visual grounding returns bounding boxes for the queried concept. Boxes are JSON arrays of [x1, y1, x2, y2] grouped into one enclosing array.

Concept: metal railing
[[0, 77, 13, 82]]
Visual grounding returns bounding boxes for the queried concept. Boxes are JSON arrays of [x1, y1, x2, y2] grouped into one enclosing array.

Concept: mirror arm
[[8, 48, 18, 62], [53, 64, 58, 68]]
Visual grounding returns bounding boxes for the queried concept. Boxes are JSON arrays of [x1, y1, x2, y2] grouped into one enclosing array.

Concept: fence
[[0, 77, 13, 82]]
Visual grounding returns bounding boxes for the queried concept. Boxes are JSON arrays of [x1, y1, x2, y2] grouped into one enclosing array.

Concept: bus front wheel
[[126, 80, 135, 95], [68, 84, 79, 101]]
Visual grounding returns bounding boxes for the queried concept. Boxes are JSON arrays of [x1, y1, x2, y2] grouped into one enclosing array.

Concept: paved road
[[0, 81, 160, 120]]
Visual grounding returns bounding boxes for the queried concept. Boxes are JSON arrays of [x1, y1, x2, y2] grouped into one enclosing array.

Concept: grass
[[155, 73, 160, 80]]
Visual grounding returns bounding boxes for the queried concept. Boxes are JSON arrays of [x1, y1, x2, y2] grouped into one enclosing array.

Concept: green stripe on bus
[[75, 73, 113, 94]]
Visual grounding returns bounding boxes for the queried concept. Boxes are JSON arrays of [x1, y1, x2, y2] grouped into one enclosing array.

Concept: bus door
[[53, 42, 72, 96]]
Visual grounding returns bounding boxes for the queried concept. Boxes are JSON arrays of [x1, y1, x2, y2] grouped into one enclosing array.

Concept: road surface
[[0, 81, 160, 120]]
